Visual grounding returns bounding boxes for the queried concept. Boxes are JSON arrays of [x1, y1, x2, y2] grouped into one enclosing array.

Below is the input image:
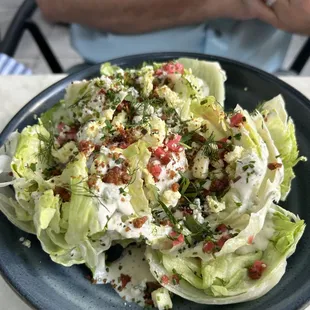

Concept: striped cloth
[[0, 53, 32, 75]]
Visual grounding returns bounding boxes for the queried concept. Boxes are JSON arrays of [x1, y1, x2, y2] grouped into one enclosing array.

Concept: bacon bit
[[179, 206, 193, 216], [125, 227, 131, 232], [248, 235, 254, 244], [120, 274, 131, 288], [148, 164, 162, 179], [87, 174, 99, 190], [78, 140, 95, 156], [230, 113, 244, 127], [102, 166, 131, 185], [203, 241, 215, 253], [57, 123, 79, 146], [216, 224, 228, 233], [171, 274, 180, 285], [210, 178, 229, 193], [248, 261, 267, 280], [144, 282, 161, 306], [133, 216, 148, 228], [95, 144, 102, 151], [171, 183, 180, 192], [267, 162, 283, 170], [217, 234, 231, 249], [160, 275, 170, 285], [116, 100, 130, 113], [169, 170, 177, 179], [161, 114, 167, 121], [50, 168, 61, 176], [54, 186, 71, 202], [98, 88, 106, 95], [192, 133, 206, 143], [169, 231, 184, 246], [160, 219, 173, 227], [217, 137, 228, 149]]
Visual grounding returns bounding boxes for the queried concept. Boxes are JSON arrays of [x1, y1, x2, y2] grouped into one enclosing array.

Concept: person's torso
[[71, 19, 291, 73]]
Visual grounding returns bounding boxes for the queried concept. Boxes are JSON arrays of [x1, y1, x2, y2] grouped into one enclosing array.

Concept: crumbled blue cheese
[[161, 190, 181, 207]]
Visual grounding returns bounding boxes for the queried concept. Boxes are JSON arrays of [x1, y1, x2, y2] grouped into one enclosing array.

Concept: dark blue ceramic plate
[[0, 53, 310, 310]]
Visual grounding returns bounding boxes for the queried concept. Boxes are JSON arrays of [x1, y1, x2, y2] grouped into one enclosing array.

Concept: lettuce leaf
[[145, 204, 304, 303], [177, 58, 226, 106], [260, 95, 306, 199], [123, 140, 151, 214]]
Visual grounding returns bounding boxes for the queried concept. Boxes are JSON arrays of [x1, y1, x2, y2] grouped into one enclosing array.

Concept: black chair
[[0, 0, 309, 75]]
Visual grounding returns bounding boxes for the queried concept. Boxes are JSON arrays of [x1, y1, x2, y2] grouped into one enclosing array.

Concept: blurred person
[[36, 0, 310, 73]]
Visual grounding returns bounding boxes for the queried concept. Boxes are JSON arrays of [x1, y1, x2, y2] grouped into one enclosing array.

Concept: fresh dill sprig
[[158, 200, 177, 225], [202, 132, 219, 161], [184, 215, 213, 243], [68, 83, 91, 108], [63, 178, 110, 211], [37, 129, 55, 165]]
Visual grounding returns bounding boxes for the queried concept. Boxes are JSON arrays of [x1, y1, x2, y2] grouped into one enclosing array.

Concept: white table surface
[[0, 75, 309, 310]]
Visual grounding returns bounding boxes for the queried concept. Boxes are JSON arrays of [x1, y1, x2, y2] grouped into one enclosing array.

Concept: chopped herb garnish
[[234, 133, 242, 140]]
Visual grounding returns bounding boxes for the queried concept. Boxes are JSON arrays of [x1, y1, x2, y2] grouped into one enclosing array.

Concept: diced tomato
[[133, 216, 148, 228], [174, 62, 184, 74], [248, 261, 267, 280], [202, 241, 215, 253], [166, 134, 183, 152], [154, 147, 166, 158], [120, 274, 131, 288], [217, 235, 231, 249], [57, 122, 65, 132], [216, 224, 228, 233], [160, 155, 171, 165], [248, 235, 254, 244], [162, 62, 184, 74], [217, 137, 228, 149], [153, 147, 171, 165], [169, 231, 184, 246], [160, 275, 170, 285], [149, 164, 162, 178], [230, 113, 244, 127], [66, 128, 78, 141]]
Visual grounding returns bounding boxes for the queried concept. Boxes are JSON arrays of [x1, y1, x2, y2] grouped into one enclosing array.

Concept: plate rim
[[1, 52, 310, 310]]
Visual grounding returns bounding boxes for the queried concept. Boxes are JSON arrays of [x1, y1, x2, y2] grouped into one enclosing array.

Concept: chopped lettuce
[[100, 62, 119, 76]]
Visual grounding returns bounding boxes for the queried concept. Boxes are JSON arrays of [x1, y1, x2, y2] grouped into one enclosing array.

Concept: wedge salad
[[0, 58, 306, 309]]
